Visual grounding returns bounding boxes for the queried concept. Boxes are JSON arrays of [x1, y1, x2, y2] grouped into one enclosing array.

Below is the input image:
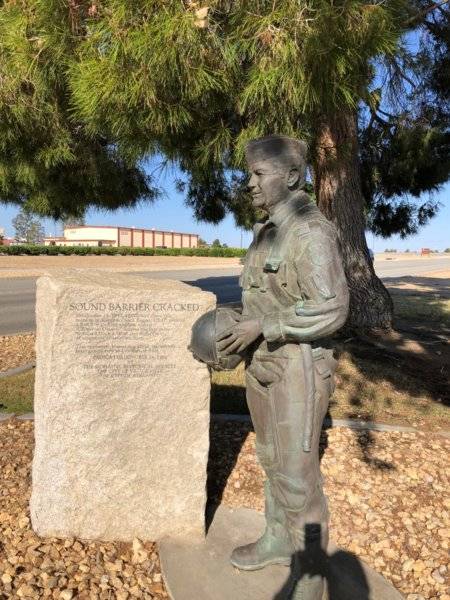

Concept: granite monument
[[31, 270, 215, 541]]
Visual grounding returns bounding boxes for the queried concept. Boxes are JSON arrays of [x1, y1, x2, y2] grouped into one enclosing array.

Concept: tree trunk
[[313, 109, 393, 329]]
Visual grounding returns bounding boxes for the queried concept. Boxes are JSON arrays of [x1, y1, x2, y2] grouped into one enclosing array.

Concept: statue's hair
[[245, 135, 308, 187]]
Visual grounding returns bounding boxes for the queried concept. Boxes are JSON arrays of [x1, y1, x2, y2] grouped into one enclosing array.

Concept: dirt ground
[[374, 269, 449, 375], [0, 252, 447, 278], [0, 256, 241, 278], [0, 334, 35, 373]]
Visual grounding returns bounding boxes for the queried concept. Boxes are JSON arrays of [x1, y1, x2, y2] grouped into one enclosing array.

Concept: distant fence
[[0, 244, 246, 258]]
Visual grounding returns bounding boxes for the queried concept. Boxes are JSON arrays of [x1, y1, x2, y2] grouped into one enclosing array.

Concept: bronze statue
[[190, 135, 349, 600]]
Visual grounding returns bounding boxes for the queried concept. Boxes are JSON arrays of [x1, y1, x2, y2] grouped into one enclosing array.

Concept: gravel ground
[[0, 335, 35, 373], [0, 419, 448, 599]]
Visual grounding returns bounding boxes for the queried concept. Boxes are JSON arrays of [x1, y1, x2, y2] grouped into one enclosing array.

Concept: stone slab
[[159, 505, 404, 600], [31, 270, 215, 542]]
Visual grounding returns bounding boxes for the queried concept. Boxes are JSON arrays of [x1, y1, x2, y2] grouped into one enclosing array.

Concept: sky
[[0, 167, 449, 253]]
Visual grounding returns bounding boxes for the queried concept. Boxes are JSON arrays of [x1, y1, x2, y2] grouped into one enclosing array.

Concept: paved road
[[1, 258, 449, 335]]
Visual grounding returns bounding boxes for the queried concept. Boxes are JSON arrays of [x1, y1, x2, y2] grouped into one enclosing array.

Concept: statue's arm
[[262, 222, 349, 343]]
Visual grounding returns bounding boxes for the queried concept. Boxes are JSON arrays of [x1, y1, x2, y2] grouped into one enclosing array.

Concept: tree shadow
[[352, 429, 395, 470], [273, 524, 372, 600], [186, 275, 241, 304], [333, 337, 449, 414], [205, 418, 251, 533], [383, 274, 449, 298], [375, 275, 449, 367]]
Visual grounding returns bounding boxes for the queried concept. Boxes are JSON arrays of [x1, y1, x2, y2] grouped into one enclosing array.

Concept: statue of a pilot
[[190, 135, 349, 600]]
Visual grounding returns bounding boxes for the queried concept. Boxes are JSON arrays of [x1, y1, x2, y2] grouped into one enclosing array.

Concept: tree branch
[[405, 0, 449, 26]]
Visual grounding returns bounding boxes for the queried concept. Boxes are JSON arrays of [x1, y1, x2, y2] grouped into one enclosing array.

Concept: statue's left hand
[[216, 318, 262, 355]]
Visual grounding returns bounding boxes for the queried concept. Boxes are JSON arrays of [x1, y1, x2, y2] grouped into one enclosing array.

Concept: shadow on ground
[[206, 417, 332, 533], [274, 524, 371, 600], [206, 420, 251, 531], [186, 275, 241, 305], [383, 274, 450, 299]]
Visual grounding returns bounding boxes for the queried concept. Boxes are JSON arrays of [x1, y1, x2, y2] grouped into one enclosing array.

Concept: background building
[[44, 226, 199, 248], [0, 226, 13, 246]]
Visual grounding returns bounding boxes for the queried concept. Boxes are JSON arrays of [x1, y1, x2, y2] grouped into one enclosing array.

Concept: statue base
[[159, 505, 403, 600]]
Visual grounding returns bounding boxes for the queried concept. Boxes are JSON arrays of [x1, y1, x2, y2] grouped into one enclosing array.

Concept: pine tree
[[67, 0, 449, 328], [62, 213, 86, 228], [0, 1, 157, 220], [1, 0, 448, 327]]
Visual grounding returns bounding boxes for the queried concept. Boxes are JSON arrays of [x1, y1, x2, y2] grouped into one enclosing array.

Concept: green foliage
[[0, 0, 157, 218], [0, 0, 448, 239], [0, 370, 34, 415], [360, 3, 450, 237], [12, 209, 44, 243], [0, 244, 246, 257], [62, 213, 86, 228], [67, 0, 408, 176]]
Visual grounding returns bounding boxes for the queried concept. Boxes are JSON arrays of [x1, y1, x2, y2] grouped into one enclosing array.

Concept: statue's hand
[[216, 318, 262, 355]]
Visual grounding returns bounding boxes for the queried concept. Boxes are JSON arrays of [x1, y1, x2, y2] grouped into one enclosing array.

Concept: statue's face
[[247, 161, 289, 211]]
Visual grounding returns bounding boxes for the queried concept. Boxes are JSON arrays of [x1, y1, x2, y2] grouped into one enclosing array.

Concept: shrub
[[0, 244, 246, 257]]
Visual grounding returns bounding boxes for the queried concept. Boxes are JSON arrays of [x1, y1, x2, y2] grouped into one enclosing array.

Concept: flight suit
[[239, 192, 349, 559]]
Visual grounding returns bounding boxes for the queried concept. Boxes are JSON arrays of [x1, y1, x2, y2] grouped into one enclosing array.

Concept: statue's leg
[[268, 350, 333, 599], [230, 363, 294, 570]]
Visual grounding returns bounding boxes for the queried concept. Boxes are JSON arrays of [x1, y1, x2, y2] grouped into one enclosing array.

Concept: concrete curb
[[213, 413, 418, 433], [1, 411, 448, 438], [212, 414, 450, 438], [0, 413, 15, 421], [0, 362, 35, 379]]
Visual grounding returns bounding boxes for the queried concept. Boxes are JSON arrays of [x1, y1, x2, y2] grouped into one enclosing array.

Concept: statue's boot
[[230, 520, 293, 570], [230, 481, 293, 570]]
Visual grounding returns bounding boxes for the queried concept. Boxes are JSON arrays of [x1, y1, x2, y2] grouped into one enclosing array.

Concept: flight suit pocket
[[273, 473, 308, 512], [274, 260, 300, 297], [240, 266, 266, 291], [276, 422, 303, 454], [313, 356, 335, 398], [247, 358, 284, 389], [314, 358, 332, 379]]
